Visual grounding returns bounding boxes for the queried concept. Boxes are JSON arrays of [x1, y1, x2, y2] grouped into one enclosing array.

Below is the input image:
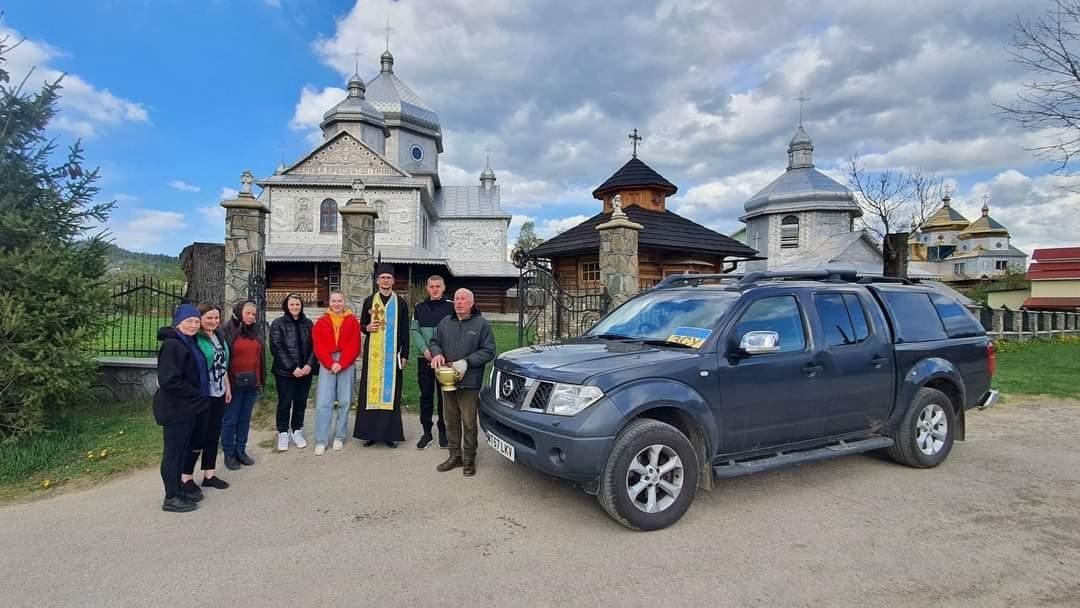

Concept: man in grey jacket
[[429, 288, 496, 476]]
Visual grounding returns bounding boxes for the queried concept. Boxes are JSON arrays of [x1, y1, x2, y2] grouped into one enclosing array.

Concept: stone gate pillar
[[339, 180, 378, 312], [596, 201, 643, 309], [222, 170, 268, 313]]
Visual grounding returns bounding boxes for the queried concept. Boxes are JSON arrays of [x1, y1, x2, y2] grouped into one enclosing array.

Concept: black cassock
[[353, 292, 408, 442]]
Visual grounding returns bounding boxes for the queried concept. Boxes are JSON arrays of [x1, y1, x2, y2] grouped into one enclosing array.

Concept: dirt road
[[2, 397, 1078, 607]]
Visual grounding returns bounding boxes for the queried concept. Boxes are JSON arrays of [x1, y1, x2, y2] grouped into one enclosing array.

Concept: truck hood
[[496, 340, 698, 384]]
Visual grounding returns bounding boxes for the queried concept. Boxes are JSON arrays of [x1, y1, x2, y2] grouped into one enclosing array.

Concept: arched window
[[780, 215, 799, 248], [320, 199, 338, 233]]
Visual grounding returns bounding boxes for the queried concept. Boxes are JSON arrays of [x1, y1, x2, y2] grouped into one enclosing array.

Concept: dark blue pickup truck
[[479, 270, 999, 530]]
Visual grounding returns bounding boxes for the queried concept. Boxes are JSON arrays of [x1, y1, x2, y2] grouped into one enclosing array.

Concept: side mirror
[[739, 331, 781, 355]]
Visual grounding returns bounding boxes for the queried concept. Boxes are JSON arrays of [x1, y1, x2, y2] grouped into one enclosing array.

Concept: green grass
[[0, 400, 160, 503], [994, 338, 1080, 400]]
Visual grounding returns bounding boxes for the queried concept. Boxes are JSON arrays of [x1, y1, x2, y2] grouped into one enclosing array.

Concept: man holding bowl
[[428, 288, 496, 476]]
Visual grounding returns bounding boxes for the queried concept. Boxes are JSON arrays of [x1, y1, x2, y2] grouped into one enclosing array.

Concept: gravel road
[[2, 397, 1078, 607]]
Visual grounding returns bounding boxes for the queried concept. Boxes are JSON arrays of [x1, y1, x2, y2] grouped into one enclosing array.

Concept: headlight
[[546, 383, 604, 416]]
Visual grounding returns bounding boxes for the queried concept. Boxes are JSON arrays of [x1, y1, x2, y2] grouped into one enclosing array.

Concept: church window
[[320, 199, 338, 233], [995, 260, 1008, 271], [374, 200, 389, 233], [580, 260, 600, 286], [780, 215, 799, 248], [995, 242, 1003, 249], [421, 214, 429, 249], [953, 263, 966, 276], [410, 145, 424, 162]]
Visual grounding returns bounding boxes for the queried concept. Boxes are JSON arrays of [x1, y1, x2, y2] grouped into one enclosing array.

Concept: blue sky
[[3, 0, 1077, 256]]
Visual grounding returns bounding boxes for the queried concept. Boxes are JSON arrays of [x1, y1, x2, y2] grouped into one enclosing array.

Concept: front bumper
[[976, 389, 1000, 411], [478, 390, 614, 483]]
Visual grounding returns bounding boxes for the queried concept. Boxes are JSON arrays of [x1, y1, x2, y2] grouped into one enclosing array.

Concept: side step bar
[[712, 437, 894, 479]]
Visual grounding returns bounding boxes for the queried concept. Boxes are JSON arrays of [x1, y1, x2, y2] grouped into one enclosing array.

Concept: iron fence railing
[[97, 276, 185, 357]]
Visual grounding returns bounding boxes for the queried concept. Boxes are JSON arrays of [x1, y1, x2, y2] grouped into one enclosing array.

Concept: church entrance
[[516, 257, 610, 346]]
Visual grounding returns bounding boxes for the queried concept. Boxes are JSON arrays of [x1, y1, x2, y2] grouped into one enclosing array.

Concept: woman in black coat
[[153, 303, 210, 513], [269, 293, 317, 451]]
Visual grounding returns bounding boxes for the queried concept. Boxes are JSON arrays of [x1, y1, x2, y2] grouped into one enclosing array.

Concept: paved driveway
[[2, 398, 1078, 607]]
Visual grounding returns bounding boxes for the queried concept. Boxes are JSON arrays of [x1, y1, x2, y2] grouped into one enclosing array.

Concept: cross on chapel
[[628, 128, 642, 158], [794, 91, 810, 125]]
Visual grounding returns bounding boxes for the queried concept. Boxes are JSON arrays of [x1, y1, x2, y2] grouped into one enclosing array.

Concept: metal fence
[[98, 276, 185, 357]]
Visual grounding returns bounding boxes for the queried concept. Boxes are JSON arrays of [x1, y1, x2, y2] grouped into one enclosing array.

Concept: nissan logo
[[500, 376, 515, 397]]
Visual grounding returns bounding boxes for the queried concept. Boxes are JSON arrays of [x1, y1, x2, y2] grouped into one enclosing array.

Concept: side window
[[814, 293, 856, 347], [879, 291, 948, 343], [734, 296, 806, 353], [842, 293, 870, 342], [930, 293, 983, 338]]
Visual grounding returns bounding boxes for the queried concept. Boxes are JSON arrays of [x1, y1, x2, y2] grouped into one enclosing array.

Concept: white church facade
[[254, 49, 517, 310]]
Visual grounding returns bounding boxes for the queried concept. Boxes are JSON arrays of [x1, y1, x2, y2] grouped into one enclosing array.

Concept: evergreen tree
[[0, 34, 113, 439]]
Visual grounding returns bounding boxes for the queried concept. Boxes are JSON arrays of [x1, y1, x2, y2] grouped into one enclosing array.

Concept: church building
[[529, 150, 759, 289], [255, 49, 517, 310], [908, 196, 1027, 282]]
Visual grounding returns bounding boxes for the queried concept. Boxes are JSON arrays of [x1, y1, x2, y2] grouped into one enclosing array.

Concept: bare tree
[[847, 156, 947, 276], [998, 1, 1080, 174]]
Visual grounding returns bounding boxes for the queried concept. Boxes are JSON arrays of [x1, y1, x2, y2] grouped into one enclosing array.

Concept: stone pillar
[[1055, 312, 1066, 337], [991, 309, 1005, 338], [1042, 311, 1054, 337], [221, 171, 269, 313], [339, 180, 378, 312], [596, 204, 643, 310], [1012, 309, 1024, 341]]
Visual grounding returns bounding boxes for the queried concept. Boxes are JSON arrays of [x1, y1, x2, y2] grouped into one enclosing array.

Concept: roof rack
[[654, 268, 919, 290]]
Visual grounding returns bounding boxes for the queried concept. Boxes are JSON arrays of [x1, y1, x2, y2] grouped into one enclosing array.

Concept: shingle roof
[[958, 213, 1009, 238], [528, 206, 759, 259], [365, 55, 441, 132], [591, 157, 677, 199], [740, 166, 859, 221], [921, 202, 970, 230], [433, 186, 509, 218]]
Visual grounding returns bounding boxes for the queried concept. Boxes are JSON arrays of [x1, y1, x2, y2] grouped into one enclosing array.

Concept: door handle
[[801, 362, 824, 377], [870, 355, 886, 369]]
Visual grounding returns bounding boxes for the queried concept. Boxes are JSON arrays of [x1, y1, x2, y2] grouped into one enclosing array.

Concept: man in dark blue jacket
[[429, 288, 496, 477]]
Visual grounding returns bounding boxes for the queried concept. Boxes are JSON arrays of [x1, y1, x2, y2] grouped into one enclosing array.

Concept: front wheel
[[887, 387, 956, 468], [597, 419, 699, 531]]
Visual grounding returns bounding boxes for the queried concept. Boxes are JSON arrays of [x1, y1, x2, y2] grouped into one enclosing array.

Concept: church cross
[[350, 48, 363, 74], [794, 91, 810, 125], [628, 128, 643, 158], [382, 18, 395, 51]]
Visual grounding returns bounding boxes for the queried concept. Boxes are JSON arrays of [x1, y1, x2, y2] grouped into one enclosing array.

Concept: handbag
[[234, 371, 258, 388]]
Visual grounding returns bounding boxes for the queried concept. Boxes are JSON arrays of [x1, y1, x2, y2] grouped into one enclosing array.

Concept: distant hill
[[103, 243, 184, 283]]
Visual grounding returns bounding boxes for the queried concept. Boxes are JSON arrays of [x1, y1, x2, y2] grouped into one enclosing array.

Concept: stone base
[[92, 357, 158, 403]]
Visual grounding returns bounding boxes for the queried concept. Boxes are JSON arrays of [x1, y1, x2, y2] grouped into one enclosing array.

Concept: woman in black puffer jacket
[[154, 304, 210, 513], [269, 293, 317, 451]]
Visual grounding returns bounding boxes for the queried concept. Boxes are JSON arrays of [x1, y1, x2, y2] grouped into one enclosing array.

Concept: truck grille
[[495, 371, 553, 412]]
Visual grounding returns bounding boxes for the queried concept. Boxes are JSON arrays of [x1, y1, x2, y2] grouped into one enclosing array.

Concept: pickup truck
[[479, 270, 999, 530]]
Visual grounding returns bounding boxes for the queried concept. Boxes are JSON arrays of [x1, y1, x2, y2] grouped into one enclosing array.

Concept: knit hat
[[173, 303, 200, 327]]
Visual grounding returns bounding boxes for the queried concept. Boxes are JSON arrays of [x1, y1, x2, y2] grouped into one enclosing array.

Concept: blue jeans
[[221, 386, 259, 456], [315, 354, 355, 446]]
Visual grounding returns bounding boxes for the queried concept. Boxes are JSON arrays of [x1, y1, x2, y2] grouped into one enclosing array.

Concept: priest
[[353, 264, 409, 447]]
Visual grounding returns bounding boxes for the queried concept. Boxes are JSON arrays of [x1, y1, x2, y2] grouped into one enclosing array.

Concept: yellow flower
[[41, 480, 51, 488], [118, 430, 125, 435], [100, 449, 108, 458]]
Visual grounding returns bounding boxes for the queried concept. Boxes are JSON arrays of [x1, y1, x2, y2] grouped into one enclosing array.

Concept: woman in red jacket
[[311, 291, 362, 455]]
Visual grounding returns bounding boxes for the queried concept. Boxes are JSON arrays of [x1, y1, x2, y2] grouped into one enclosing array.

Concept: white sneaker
[[291, 429, 308, 449], [332, 439, 344, 451], [277, 432, 289, 452], [314, 444, 326, 456]]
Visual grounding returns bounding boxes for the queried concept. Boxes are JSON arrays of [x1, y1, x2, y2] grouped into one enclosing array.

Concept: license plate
[[486, 430, 515, 462]]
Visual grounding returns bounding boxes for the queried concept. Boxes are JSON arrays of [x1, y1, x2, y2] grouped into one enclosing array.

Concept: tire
[[597, 418, 699, 531], [887, 387, 956, 468]]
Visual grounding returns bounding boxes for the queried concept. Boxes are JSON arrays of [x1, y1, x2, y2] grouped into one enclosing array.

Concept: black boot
[[224, 454, 241, 470], [162, 496, 198, 512], [437, 454, 463, 472], [463, 458, 476, 477], [181, 480, 204, 502], [236, 452, 255, 466], [416, 433, 433, 450]]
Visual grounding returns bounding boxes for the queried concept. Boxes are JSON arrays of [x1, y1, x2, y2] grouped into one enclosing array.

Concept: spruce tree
[[0, 34, 113, 439]]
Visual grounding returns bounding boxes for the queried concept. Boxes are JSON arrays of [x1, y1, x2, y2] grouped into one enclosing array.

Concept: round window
[[410, 145, 424, 162], [996, 242, 1003, 249]]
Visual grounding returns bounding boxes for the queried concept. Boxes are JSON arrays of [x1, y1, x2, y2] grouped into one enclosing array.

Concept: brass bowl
[[434, 366, 461, 392]]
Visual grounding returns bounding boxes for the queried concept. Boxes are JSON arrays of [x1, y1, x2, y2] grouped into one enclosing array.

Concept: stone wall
[[92, 358, 157, 403], [597, 211, 642, 309], [223, 193, 269, 312], [981, 308, 1080, 341]]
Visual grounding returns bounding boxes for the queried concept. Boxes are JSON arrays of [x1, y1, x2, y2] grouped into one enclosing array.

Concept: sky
[[3, 0, 1078, 258]]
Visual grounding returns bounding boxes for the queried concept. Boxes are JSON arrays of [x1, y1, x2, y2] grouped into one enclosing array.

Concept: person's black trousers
[[417, 360, 446, 437], [276, 374, 313, 433], [161, 416, 197, 499], [183, 395, 225, 474]]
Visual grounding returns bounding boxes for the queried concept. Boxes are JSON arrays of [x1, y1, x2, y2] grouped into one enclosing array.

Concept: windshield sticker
[[666, 326, 712, 349]]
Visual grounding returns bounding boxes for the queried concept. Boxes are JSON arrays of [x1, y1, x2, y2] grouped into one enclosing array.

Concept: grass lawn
[[0, 400, 160, 503], [994, 338, 1080, 400]]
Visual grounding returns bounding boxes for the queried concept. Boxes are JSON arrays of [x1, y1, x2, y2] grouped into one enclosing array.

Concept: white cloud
[[671, 167, 783, 232], [220, 187, 239, 200], [110, 210, 187, 252], [0, 25, 148, 138], [264, 0, 282, 7], [290, 85, 345, 146], [537, 215, 590, 239], [167, 180, 200, 193]]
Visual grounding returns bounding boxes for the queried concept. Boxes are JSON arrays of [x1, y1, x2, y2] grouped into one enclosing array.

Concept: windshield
[[585, 290, 739, 344]]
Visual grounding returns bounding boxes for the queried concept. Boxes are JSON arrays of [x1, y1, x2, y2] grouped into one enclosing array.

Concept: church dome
[[920, 196, 970, 231], [366, 51, 442, 135], [320, 73, 386, 131], [958, 201, 1009, 240], [740, 125, 860, 221]]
